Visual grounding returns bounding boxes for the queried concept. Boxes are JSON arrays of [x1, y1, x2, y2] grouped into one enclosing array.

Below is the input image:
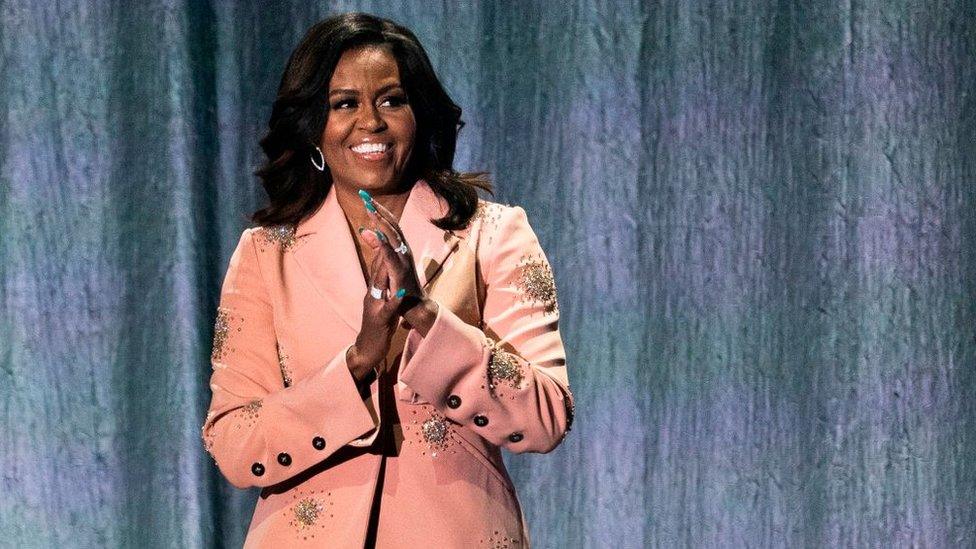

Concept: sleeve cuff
[[398, 301, 489, 404]]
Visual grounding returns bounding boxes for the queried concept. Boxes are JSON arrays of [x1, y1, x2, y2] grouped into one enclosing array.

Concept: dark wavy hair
[[251, 12, 492, 230]]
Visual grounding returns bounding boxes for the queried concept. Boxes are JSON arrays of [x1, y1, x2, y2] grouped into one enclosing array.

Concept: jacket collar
[[291, 179, 461, 333]]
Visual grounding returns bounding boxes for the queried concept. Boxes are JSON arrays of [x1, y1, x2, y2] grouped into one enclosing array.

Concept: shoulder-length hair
[[252, 12, 491, 230]]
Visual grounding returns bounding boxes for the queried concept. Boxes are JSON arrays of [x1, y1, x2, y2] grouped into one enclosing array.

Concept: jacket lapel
[[291, 185, 366, 333], [397, 180, 461, 290], [290, 179, 461, 334]]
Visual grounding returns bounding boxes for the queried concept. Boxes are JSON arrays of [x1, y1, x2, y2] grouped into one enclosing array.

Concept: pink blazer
[[201, 179, 574, 548]]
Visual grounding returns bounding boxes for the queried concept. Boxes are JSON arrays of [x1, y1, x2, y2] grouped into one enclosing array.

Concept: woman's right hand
[[346, 229, 401, 381]]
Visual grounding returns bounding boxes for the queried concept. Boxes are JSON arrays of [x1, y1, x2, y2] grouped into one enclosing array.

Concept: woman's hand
[[346, 239, 400, 381], [360, 190, 439, 334]]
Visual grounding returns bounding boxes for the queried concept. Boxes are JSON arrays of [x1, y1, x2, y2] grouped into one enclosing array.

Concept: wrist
[[345, 345, 372, 381], [402, 297, 438, 336]]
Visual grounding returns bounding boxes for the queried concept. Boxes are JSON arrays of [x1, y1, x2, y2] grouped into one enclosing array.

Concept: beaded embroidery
[[481, 532, 522, 547], [513, 253, 558, 314], [485, 338, 524, 396], [563, 386, 575, 435], [277, 342, 293, 387], [201, 411, 217, 461], [471, 201, 508, 245], [210, 307, 242, 363], [406, 407, 458, 458], [286, 490, 334, 540], [254, 225, 306, 252]]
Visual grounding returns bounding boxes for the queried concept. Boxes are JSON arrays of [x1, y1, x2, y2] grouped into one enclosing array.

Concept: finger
[[358, 226, 383, 249], [368, 250, 390, 297], [368, 200, 408, 249]]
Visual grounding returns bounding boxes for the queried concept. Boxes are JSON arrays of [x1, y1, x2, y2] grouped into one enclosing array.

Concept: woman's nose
[[358, 104, 386, 132]]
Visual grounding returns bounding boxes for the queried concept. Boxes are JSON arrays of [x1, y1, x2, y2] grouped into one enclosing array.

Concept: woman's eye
[[381, 95, 408, 107], [332, 99, 355, 110]]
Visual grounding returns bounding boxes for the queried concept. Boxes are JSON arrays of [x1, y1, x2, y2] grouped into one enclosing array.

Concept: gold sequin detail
[[486, 338, 524, 395], [287, 490, 334, 539], [563, 386, 575, 435], [232, 399, 262, 429], [254, 225, 306, 252], [470, 200, 508, 244], [410, 408, 458, 457], [277, 342, 293, 387], [514, 254, 558, 314], [293, 498, 322, 527], [481, 532, 522, 547], [201, 411, 217, 461], [210, 307, 230, 361]]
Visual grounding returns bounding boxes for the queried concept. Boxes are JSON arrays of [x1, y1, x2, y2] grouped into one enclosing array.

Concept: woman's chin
[[341, 170, 410, 192]]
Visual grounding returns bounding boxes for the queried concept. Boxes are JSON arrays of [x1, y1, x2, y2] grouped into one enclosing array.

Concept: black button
[[447, 395, 462, 409], [312, 436, 326, 450], [473, 415, 489, 427], [508, 432, 524, 443], [277, 452, 292, 466], [251, 462, 265, 476]]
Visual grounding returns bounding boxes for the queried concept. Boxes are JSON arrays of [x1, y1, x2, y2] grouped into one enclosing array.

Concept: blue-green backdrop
[[1, 1, 974, 547]]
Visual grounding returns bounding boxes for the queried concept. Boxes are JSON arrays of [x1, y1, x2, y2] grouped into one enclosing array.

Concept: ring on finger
[[369, 285, 385, 300], [394, 242, 409, 255]]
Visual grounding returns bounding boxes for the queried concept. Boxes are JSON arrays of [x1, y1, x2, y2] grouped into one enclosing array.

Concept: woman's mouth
[[350, 142, 392, 162]]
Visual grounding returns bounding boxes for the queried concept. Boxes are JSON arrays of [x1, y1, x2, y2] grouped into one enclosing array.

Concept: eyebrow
[[328, 82, 404, 97]]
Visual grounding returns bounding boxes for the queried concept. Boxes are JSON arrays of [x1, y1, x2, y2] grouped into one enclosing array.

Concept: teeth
[[351, 143, 389, 154]]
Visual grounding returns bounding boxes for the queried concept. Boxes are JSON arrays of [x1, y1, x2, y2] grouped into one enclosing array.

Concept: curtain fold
[[1, 1, 973, 547]]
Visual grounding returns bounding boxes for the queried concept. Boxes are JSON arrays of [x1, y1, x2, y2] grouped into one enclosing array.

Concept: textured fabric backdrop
[[2, 1, 974, 547]]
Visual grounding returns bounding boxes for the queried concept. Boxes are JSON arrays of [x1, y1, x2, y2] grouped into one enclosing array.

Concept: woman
[[201, 12, 574, 548]]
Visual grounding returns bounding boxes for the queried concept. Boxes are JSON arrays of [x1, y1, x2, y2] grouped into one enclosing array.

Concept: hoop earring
[[310, 145, 325, 171]]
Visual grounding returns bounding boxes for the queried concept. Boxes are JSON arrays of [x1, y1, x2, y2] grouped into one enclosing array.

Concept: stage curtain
[[1, 1, 973, 546]]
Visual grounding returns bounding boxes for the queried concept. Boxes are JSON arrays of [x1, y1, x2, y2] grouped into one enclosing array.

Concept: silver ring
[[394, 242, 409, 255], [369, 285, 384, 299]]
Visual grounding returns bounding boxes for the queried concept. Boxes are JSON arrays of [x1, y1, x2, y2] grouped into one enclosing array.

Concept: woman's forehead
[[329, 45, 401, 90]]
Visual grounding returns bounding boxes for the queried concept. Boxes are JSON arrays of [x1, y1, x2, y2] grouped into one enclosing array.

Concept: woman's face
[[321, 45, 417, 194]]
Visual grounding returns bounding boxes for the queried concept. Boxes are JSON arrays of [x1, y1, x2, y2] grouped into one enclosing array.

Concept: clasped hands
[[346, 189, 439, 382]]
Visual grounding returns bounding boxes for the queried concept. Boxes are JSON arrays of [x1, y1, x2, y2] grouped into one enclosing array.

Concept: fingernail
[[395, 288, 406, 299], [357, 226, 366, 234], [364, 201, 377, 213], [358, 189, 374, 202], [373, 230, 387, 242]]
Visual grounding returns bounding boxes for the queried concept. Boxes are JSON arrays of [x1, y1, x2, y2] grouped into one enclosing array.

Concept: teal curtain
[[2, 1, 974, 547]]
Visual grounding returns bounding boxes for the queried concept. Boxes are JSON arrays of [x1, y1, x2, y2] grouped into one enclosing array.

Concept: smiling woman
[[200, 12, 574, 548]]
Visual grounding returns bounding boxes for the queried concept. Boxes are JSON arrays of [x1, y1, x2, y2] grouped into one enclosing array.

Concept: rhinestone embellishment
[[486, 338, 524, 394], [211, 307, 242, 362], [254, 224, 305, 252], [420, 412, 455, 457], [286, 490, 334, 539], [293, 498, 322, 527], [277, 342, 293, 387], [514, 254, 558, 314]]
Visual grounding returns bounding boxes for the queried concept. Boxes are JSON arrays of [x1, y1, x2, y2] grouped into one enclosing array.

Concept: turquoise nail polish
[[395, 288, 406, 299], [373, 230, 387, 242], [364, 201, 377, 213], [358, 189, 373, 202]]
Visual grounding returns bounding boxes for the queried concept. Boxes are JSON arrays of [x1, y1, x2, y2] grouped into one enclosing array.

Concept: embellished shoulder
[[251, 224, 309, 253], [459, 198, 510, 243], [476, 201, 560, 318]]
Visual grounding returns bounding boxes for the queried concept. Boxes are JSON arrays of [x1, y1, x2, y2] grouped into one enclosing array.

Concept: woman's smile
[[349, 140, 394, 162]]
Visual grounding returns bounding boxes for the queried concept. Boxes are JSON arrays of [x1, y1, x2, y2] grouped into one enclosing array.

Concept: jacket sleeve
[[398, 205, 574, 454], [200, 228, 380, 489]]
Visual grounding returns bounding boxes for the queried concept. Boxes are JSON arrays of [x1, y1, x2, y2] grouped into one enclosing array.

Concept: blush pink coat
[[201, 179, 574, 548]]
